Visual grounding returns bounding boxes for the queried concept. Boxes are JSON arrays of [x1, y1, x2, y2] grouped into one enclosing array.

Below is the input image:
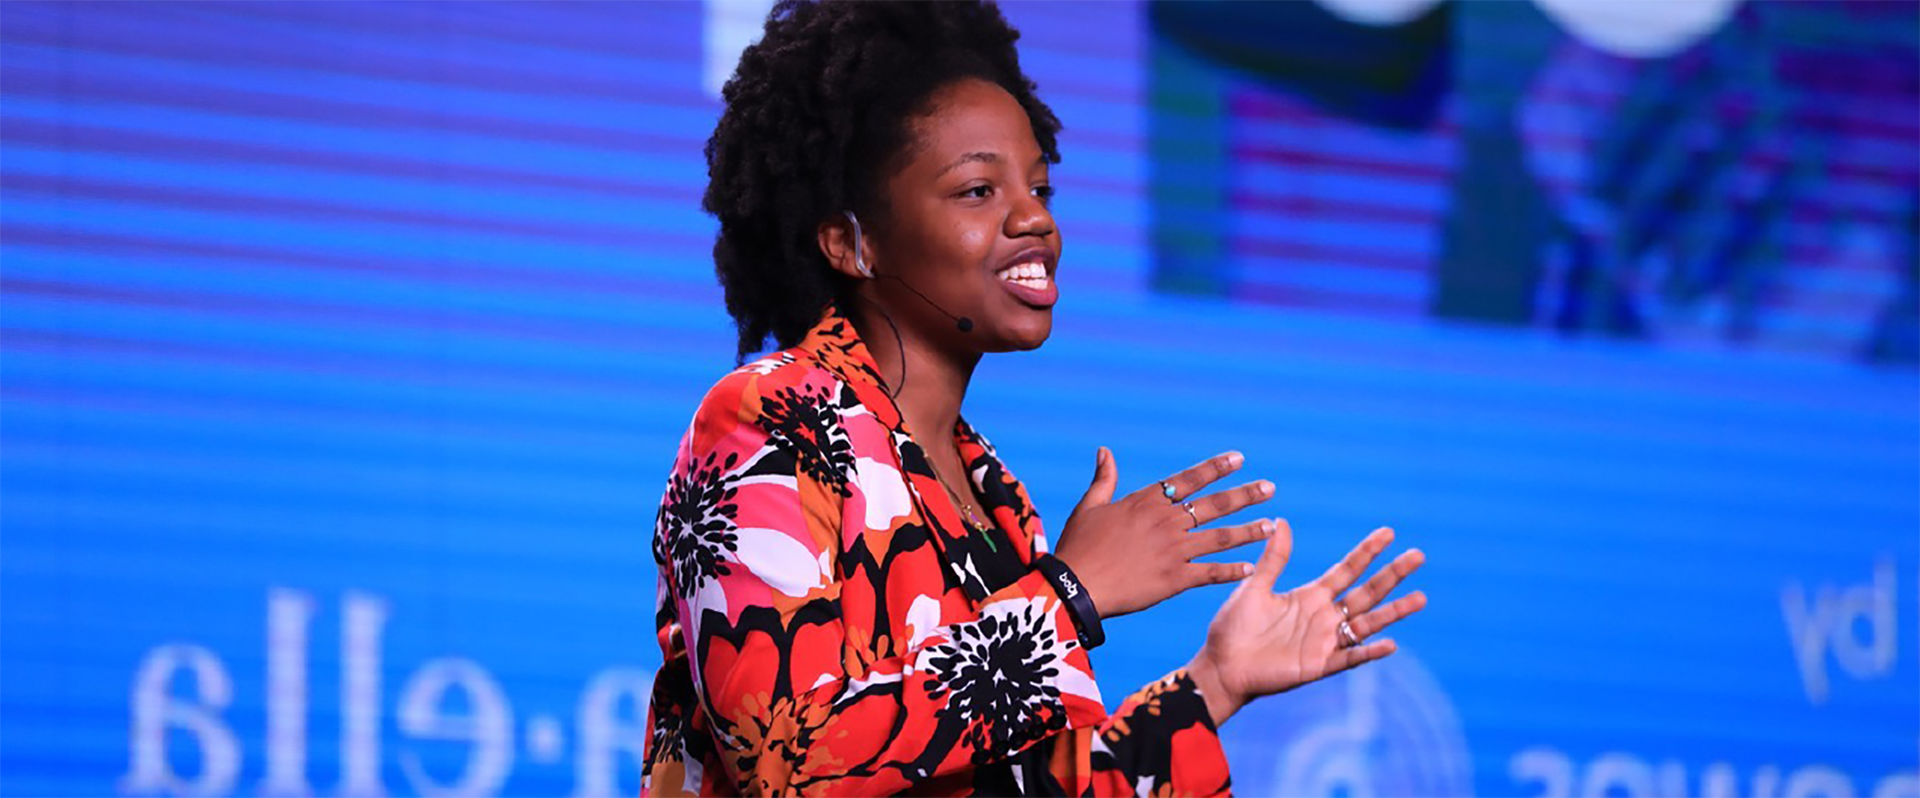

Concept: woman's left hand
[[1186, 523, 1428, 727]]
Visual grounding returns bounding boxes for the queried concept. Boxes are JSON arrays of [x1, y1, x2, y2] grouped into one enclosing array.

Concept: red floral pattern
[[642, 306, 1233, 796]]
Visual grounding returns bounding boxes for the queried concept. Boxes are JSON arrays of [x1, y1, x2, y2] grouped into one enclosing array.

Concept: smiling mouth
[[999, 260, 1051, 290], [993, 249, 1058, 309]]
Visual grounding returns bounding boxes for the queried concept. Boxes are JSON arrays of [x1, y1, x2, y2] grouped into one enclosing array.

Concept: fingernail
[[1227, 451, 1244, 468], [1258, 519, 1273, 535], [1241, 563, 1255, 576], [1258, 480, 1274, 497]]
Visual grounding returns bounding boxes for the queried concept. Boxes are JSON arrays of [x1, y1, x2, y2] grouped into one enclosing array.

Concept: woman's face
[[866, 77, 1062, 353]]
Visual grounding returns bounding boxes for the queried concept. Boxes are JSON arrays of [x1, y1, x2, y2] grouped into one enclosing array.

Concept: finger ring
[[1181, 501, 1200, 528], [1335, 602, 1360, 647], [1159, 480, 1179, 502]]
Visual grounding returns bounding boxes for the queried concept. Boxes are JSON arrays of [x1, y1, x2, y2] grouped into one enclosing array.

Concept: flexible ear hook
[[842, 209, 974, 335], [843, 210, 872, 278]]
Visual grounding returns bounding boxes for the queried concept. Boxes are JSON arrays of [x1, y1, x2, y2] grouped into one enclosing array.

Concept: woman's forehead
[[904, 79, 1043, 174]]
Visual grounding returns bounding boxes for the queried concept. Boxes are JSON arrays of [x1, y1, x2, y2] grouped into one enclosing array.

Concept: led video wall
[[2, 2, 1914, 796]]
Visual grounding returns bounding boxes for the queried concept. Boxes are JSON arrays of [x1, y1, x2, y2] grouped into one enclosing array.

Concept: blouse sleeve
[[656, 367, 1109, 796], [1067, 669, 1234, 796]]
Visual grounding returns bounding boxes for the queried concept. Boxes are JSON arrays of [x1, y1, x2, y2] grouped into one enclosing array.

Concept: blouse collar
[[791, 303, 1045, 600]]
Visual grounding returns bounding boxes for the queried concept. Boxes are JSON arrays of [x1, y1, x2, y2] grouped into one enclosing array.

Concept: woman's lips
[[997, 267, 1058, 308]]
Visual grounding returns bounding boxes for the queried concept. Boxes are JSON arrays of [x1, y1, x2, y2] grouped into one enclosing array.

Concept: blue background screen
[[2, 2, 1914, 796]]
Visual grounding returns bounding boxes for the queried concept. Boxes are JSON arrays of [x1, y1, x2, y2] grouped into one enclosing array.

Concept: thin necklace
[[929, 457, 998, 553], [864, 306, 996, 552]]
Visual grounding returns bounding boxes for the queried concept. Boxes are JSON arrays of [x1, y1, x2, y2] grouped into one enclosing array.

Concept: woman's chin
[[986, 314, 1053, 352]]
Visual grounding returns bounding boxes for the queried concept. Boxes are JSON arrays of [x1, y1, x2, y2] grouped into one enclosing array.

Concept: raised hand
[[1186, 523, 1428, 727], [1050, 447, 1277, 619]]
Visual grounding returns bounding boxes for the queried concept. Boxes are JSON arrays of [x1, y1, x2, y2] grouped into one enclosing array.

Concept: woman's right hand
[[1050, 447, 1278, 619]]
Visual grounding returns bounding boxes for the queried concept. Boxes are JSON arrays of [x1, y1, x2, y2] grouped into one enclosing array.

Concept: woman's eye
[[1033, 185, 1055, 204], [961, 184, 993, 199]]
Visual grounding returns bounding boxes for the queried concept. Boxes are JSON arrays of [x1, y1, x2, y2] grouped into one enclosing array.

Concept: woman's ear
[[817, 213, 873, 280]]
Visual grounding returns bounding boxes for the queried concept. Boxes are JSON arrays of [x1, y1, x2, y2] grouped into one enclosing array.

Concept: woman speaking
[[642, 1, 1428, 795]]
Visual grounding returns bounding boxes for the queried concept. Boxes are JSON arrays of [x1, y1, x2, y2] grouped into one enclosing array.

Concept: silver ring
[[1159, 480, 1179, 502], [1181, 501, 1200, 528], [1338, 620, 1360, 648]]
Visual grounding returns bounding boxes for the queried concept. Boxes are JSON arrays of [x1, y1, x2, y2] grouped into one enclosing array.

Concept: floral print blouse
[[642, 306, 1233, 797]]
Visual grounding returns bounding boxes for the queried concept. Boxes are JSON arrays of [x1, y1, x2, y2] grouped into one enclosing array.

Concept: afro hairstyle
[[702, 0, 1063, 361]]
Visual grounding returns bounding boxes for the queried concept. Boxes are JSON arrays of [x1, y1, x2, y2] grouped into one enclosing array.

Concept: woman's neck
[[851, 306, 979, 452]]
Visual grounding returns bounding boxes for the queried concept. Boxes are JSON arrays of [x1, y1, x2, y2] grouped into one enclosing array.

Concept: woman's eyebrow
[[936, 151, 999, 178], [935, 151, 1051, 179]]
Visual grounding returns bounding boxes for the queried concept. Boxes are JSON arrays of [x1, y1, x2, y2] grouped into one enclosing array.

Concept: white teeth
[[1003, 272, 1049, 290], [999, 262, 1047, 282]]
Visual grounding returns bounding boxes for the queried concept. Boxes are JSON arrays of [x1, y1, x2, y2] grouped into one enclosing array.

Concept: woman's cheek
[[952, 222, 991, 261]]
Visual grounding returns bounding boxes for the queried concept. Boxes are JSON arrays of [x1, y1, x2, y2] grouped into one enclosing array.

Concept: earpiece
[[842, 209, 973, 335], [843, 210, 873, 278]]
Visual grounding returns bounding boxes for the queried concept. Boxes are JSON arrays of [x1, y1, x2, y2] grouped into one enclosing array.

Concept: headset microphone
[[883, 274, 974, 332], [845, 211, 974, 333]]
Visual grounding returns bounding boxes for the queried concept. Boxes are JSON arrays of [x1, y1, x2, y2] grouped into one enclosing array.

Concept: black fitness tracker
[[1032, 553, 1105, 650]]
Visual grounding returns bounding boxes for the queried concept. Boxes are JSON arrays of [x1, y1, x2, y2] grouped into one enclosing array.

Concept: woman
[[643, 2, 1428, 795]]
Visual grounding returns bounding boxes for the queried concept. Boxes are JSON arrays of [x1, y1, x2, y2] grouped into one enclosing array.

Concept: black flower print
[[958, 421, 1032, 520], [964, 442, 1030, 522], [737, 351, 797, 376], [721, 692, 841, 796], [659, 450, 743, 601], [812, 318, 885, 385], [924, 601, 1069, 764], [644, 695, 686, 782], [757, 383, 855, 496]]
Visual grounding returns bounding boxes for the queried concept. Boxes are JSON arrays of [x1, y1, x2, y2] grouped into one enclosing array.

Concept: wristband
[[1032, 554, 1104, 650]]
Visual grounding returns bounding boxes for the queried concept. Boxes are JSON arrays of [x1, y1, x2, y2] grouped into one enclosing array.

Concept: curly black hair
[[703, 0, 1063, 361]]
